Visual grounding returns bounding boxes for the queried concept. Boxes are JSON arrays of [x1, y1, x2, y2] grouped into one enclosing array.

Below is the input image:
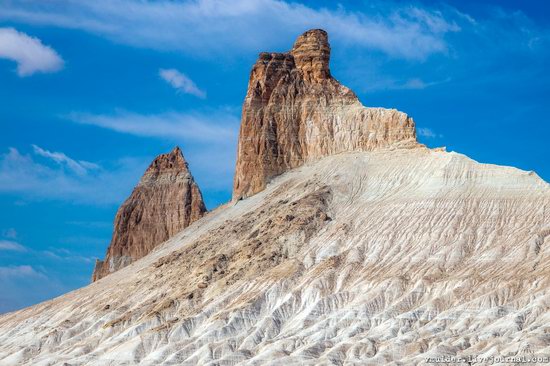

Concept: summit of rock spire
[[290, 29, 331, 82]]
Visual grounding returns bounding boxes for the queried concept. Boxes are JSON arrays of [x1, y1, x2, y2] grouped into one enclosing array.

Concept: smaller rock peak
[[291, 29, 331, 82], [92, 145, 206, 282], [149, 146, 188, 171], [140, 146, 190, 185]]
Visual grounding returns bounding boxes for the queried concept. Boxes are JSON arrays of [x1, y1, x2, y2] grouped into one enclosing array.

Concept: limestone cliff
[[91, 146, 206, 282], [233, 29, 417, 199]]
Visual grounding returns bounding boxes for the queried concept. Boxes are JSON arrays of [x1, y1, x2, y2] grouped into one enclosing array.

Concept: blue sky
[[0, 0, 548, 313]]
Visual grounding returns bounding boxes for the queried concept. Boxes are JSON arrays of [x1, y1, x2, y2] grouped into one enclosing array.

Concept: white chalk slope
[[0, 147, 549, 365]]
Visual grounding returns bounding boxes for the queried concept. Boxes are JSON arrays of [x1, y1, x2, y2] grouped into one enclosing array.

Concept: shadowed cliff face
[[233, 29, 418, 199], [92, 147, 206, 282]]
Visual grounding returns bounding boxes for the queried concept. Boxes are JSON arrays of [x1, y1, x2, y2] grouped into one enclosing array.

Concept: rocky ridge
[[92, 146, 206, 281], [233, 29, 417, 199]]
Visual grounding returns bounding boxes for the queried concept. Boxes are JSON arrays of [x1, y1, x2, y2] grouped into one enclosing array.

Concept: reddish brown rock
[[233, 29, 418, 199], [92, 146, 206, 282]]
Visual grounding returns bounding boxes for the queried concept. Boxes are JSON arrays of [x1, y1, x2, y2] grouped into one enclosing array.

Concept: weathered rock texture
[[1, 148, 549, 365], [91, 146, 206, 282], [233, 29, 417, 199]]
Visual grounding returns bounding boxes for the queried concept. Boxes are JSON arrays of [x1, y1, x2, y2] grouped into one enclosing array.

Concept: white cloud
[[0, 27, 63, 76], [0, 265, 66, 313], [32, 145, 99, 176], [362, 77, 452, 92], [0, 147, 147, 205], [0, 0, 460, 60], [417, 127, 442, 139], [400, 77, 450, 90], [43, 248, 95, 264], [65, 110, 238, 143], [402, 78, 431, 90], [0, 265, 45, 279], [0, 240, 27, 252], [159, 68, 206, 98]]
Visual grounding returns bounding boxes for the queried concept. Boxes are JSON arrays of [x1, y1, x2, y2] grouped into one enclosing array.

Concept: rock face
[[233, 29, 417, 199], [91, 146, 206, 282]]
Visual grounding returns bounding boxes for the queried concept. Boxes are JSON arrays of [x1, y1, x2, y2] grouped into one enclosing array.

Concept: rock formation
[[91, 146, 206, 282], [1, 29, 549, 366], [233, 29, 417, 199]]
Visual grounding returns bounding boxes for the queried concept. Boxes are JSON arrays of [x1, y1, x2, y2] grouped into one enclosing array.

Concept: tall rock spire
[[291, 29, 331, 82], [92, 146, 206, 282], [233, 29, 418, 199]]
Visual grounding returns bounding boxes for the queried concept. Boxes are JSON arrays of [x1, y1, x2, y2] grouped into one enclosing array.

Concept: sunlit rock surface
[[233, 29, 417, 199], [92, 146, 206, 281]]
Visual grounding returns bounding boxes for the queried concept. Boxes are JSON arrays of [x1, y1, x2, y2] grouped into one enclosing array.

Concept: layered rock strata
[[233, 29, 417, 198], [91, 146, 206, 282]]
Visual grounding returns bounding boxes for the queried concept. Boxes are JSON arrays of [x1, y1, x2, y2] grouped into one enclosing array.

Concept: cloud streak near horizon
[[65, 110, 239, 143], [0, 147, 145, 205], [0, 240, 27, 252], [32, 145, 99, 176]]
